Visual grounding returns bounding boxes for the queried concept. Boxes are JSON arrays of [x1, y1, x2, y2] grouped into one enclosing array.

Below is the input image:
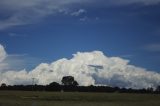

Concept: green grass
[[0, 91, 159, 106]]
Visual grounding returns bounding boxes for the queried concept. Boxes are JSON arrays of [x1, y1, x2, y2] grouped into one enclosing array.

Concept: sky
[[0, 0, 160, 88]]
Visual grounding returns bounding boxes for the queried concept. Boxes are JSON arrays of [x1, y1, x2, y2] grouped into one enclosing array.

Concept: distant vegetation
[[0, 76, 160, 94]]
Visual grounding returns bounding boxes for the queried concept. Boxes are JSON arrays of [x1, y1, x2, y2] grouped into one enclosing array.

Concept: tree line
[[0, 76, 160, 94]]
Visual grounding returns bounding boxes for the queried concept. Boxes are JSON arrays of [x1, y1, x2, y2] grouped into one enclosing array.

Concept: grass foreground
[[0, 91, 160, 106]]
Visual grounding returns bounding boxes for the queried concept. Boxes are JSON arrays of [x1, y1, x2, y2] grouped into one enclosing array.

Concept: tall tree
[[61, 76, 78, 86]]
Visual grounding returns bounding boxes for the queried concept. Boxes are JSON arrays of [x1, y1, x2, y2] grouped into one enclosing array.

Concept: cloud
[[8, 33, 27, 37], [120, 54, 134, 59], [106, 0, 160, 5], [71, 9, 87, 16], [0, 44, 41, 71], [0, 45, 7, 62], [0, 53, 26, 72], [0, 44, 160, 89], [80, 16, 89, 21], [0, 45, 9, 71], [0, 0, 87, 30], [0, 0, 160, 30], [145, 43, 160, 52]]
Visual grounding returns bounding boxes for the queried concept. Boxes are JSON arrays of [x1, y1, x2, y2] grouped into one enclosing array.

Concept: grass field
[[0, 91, 159, 106]]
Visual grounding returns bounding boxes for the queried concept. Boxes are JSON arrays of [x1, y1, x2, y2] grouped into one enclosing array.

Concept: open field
[[0, 91, 160, 106]]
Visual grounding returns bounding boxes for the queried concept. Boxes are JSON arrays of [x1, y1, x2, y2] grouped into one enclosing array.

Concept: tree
[[46, 82, 61, 91], [49, 82, 60, 87], [61, 76, 78, 86], [1, 83, 7, 87], [73, 81, 79, 86], [156, 85, 160, 92]]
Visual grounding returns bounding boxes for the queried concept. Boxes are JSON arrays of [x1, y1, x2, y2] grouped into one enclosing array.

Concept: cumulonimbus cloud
[[0, 44, 160, 89], [0, 45, 7, 62], [0, 45, 9, 71]]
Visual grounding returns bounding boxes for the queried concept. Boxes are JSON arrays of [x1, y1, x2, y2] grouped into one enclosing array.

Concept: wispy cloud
[[106, 0, 160, 6], [0, 44, 41, 71], [80, 16, 89, 21], [120, 54, 134, 58], [5, 54, 42, 71], [0, 0, 87, 30], [8, 33, 27, 37], [0, 0, 160, 30], [144, 43, 160, 52], [71, 9, 87, 16]]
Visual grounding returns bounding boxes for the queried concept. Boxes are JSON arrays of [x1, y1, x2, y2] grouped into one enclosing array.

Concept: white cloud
[[0, 0, 87, 30], [80, 16, 89, 21], [0, 45, 9, 71], [0, 44, 160, 89], [0, 0, 160, 30], [0, 44, 40, 71], [71, 9, 87, 16], [0, 45, 6, 62]]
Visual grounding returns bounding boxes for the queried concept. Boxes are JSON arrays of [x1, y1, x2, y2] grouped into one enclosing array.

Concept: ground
[[0, 91, 159, 106]]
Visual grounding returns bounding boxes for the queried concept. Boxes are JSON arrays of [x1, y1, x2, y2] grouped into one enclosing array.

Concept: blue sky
[[0, 0, 160, 72]]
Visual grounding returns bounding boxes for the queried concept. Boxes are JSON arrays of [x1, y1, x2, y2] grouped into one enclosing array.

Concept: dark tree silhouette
[[1, 83, 7, 87], [46, 82, 61, 91], [156, 85, 160, 92], [49, 82, 60, 86], [61, 76, 78, 86], [73, 81, 79, 86], [0, 76, 158, 94]]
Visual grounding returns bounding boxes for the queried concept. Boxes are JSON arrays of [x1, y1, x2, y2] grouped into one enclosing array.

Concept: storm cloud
[[0, 44, 160, 89]]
